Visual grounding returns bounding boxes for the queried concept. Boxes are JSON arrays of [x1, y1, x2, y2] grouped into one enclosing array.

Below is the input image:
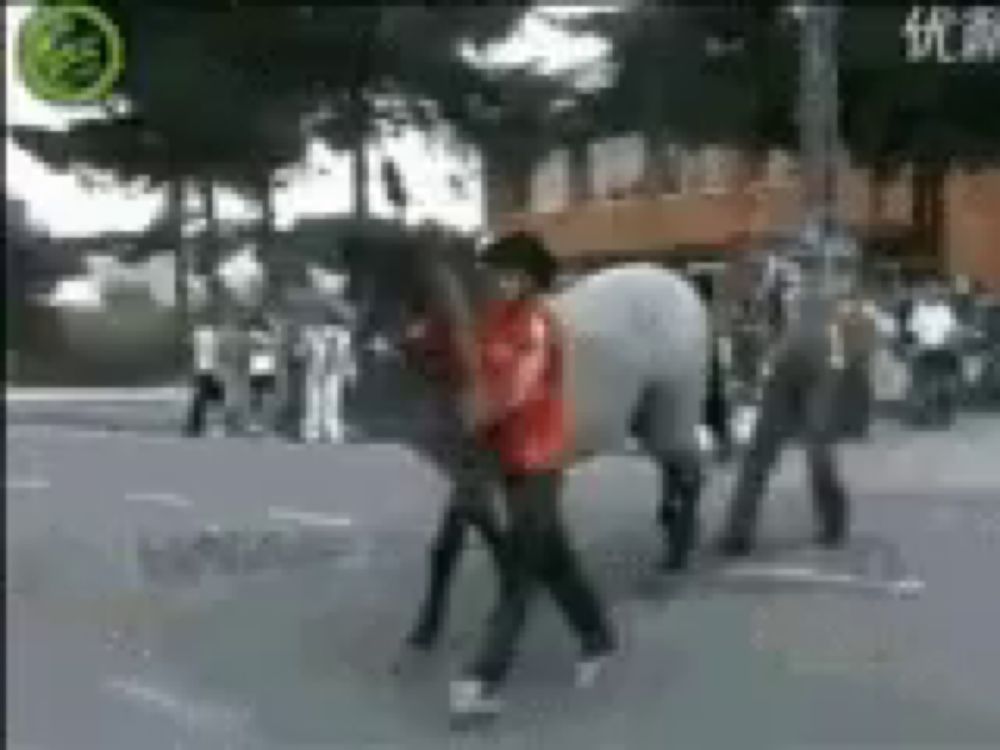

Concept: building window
[[567, 142, 590, 204], [766, 149, 799, 187], [744, 153, 769, 189], [650, 139, 686, 196], [589, 134, 646, 201], [696, 146, 733, 195], [529, 148, 570, 213]]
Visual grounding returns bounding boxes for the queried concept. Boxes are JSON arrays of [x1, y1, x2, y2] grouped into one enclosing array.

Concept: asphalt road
[[6, 416, 1000, 749], [5, 388, 190, 436]]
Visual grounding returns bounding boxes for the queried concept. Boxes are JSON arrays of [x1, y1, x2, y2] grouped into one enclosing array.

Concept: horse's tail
[[703, 334, 732, 452]]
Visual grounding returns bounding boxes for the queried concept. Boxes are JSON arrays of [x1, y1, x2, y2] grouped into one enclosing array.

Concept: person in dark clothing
[[275, 308, 308, 441], [184, 314, 226, 437], [896, 293, 915, 350], [765, 264, 791, 334], [834, 290, 878, 440], [718, 244, 852, 556], [247, 315, 279, 432]]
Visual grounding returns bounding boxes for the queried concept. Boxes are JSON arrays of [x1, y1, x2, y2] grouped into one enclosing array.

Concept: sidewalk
[[5, 386, 189, 437], [5, 386, 187, 403]]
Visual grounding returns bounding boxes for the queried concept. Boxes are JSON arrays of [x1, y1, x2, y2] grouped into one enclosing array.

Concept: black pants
[[277, 358, 306, 439], [408, 439, 509, 647], [837, 360, 873, 439], [185, 373, 225, 436], [732, 329, 765, 401], [724, 351, 849, 545], [249, 374, 277, 424], [466, 470, 614, 690], [910, 348, 959, 424]]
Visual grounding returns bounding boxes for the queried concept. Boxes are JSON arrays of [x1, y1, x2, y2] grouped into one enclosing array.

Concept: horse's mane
[[340, 219, 485, 325]]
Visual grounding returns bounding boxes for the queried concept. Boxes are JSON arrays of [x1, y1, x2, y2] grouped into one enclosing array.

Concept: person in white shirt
[[906, 285, 961, 424], [908, 291, 959, 351], [301, 309, 357, 443], [184, 314, 226, 436], [247, 316, 279, 433], [217, 316, 253, 435], [871, 300, 909, 404]]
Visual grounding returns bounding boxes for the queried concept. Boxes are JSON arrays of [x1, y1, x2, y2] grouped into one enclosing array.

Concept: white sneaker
[[575, 653, 611, 689], [449, 678, 503, 719]]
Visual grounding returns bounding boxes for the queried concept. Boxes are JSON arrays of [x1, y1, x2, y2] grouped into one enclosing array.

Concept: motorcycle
[[961, 330, 1000, 409], [905, 340, 962, 428]]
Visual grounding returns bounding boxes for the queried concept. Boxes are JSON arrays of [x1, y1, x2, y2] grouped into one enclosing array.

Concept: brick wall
[[946, 170, 1000, 291], [487, 145, 1000, 291]]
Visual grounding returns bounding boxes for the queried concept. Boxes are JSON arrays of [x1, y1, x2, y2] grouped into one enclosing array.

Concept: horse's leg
[[464, 491, 510, 599], [407, 495, 471, 650], [656, 451, 704, 572], [407, 449, 502, 651], [639, 381, 705, 572]]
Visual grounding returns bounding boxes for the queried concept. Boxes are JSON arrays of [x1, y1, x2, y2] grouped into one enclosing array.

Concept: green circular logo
[[17, 5, 125, 103]]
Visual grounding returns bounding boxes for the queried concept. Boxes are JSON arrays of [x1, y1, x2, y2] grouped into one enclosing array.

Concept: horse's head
[[341, 221, 485, 448], [343, 221, 485, 343]]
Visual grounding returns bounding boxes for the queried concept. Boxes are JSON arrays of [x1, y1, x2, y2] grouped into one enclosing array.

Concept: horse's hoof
[[815, 529, 849, 550], [405, 625, 440, 652], [717, 535, 754, 558], [392, 641, 434, 677], [449, 711, 501, 732], [714, 445, 736, 464], [658, 556, 689, 574]]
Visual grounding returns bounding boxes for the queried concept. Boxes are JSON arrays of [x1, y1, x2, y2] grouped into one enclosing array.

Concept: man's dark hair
[[479, 230, 559, 292]]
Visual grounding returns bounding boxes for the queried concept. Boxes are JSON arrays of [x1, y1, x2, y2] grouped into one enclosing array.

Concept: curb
[[5, 388, 187, 404]]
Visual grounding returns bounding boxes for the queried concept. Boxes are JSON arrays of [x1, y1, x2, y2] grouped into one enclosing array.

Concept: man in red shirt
[[420, 231, 615, 721]]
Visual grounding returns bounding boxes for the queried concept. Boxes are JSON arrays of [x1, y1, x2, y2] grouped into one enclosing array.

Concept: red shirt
[[403, 298, 569, 473]]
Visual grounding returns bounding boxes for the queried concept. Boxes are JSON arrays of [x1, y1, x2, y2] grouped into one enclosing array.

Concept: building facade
[[484, 133, 1000, 292]]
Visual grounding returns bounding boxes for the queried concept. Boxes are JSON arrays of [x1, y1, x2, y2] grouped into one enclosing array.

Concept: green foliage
[[840, 7, 1000, 175], [12, 5, 543, 196], [573, 3, 1000, 173], [564, 3, 795, 151], [16, 4, 311, 189]]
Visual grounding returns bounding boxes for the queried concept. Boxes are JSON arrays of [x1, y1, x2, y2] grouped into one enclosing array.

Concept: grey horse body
[[355, 262, 711, 470], [551, 263, 709, 459]]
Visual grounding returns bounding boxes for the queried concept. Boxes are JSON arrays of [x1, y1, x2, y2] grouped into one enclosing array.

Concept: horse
[[340, 222, 720, 652]]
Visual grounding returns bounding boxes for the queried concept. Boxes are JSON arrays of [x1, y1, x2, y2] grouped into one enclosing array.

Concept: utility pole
[[798, 1, 843, 294]]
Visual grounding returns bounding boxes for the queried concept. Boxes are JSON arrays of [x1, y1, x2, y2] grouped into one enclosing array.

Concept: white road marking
[[6, 388, 185, 403], [124, 492, 193, 509], [5, 425, 335, 452], [717, 564, 926, 597], [104, 676, 248, 731], [267, 507, 353, 529], [7, 426, 190, 445], [6, 477, 51, 491]]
